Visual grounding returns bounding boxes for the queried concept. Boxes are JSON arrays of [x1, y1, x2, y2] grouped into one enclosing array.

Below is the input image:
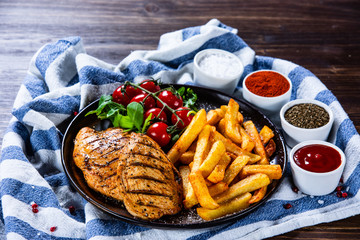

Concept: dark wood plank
[[0, 0, 359, 238]]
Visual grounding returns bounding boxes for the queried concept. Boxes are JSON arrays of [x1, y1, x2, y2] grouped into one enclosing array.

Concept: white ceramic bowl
[[242, 70, 292, 114], [193, 49, 244, 94], [290, 140, 346, 196], [280, 99, 334, 147]]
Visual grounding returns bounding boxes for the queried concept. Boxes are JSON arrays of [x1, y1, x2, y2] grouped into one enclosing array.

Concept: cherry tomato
[[112, 85, 142, 106], [171, 107, 194, 129], [140, 80, 161, 93], [144, 108, 167, 122], [146, 122, 171, 147], [124, 85, 143, 99], [156, 90, 183, 111], [130, 94, 156, 110], [112, 86, 130, 106]]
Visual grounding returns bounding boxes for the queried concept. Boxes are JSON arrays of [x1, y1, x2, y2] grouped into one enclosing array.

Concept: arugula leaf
[[142, 113, 153, 133], [86, 95, 138, 130], [127, 102, 144, 132], [177, 87, 198, 111], [86, 95, 126, 118], [118, 115, 134, 130]]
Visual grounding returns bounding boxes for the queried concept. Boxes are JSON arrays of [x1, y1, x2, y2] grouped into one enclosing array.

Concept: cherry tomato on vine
[[140, 80, 161, 93], [130, 94, 156, 110], [144, 108, 167, 122], [124, 85, 143, 99], [146, 122, 171, 147], [171, 107, 194, 129], [112, 86, 130, 106], [156, 90, 183, 111]]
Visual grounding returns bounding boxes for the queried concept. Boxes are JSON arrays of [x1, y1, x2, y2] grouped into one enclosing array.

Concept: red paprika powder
[[245, 71, 290, 97]]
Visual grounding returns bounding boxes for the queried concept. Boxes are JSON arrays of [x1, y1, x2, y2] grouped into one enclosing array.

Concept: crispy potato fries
[[168, 98, 282, 221]]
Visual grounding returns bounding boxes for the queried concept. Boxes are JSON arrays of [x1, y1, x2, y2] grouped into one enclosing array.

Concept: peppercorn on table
[[1, 0, 360, 239]]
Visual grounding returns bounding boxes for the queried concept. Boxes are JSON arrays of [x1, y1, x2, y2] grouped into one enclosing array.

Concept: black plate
[[61, 84, 287, 229]]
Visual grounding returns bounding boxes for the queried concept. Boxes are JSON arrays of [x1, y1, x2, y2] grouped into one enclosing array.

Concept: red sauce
[[293, 144, 341, 173]]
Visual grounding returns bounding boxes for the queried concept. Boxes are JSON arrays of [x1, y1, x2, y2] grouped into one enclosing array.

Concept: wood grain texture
[[0, 0, 359, 238]]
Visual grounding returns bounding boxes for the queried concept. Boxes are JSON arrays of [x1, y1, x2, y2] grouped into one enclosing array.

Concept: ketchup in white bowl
[[293, 144, 342, 173], [290, 140, 346, 196]]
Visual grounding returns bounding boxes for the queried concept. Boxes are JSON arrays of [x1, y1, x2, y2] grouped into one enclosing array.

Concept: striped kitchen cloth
[[1, 19, 360, 240]]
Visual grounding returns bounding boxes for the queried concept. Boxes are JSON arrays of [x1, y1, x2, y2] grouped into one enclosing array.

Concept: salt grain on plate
[[318, 200, 324, 205]]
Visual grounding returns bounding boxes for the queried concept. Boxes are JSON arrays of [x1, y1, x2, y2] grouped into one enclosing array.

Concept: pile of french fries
[[167, 99, 282, 221]]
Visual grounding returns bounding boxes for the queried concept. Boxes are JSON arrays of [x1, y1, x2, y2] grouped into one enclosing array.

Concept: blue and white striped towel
[[1, 19, 360, 240]]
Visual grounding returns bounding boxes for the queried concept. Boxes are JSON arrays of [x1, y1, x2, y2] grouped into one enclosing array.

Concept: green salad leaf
[[177, 87, 198, 111], [85, 95, 145, 133]]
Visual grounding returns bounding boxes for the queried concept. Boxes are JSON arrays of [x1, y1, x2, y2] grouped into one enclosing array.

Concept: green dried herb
[[284, 103, 329, 129]]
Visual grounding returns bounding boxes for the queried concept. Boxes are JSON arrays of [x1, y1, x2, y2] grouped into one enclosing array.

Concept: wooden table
[[1, 0, 359, 238]]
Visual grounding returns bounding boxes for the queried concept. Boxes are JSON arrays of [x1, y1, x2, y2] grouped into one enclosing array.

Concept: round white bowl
[[280, 99, 334, 147], [193, 49, 244, 95], [242, 70, 292, 114], [290, 140, 346, 196]]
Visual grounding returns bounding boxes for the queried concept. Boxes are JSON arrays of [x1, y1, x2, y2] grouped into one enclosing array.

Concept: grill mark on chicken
[[124, 165, 167, 181], [127, 143, 168, 163], [126, 193, 179, 209], [73, 127, 182, 220], [90, 157, 119, 167], [125, 156, 171, 174]]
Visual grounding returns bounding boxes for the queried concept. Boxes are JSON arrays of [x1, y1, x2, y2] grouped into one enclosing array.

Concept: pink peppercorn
[[284, 203, 292, 209], [69, 205, 75, 215]]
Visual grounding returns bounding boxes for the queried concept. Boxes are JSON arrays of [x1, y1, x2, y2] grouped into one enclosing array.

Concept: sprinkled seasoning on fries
[[168, 98, 282, 221]]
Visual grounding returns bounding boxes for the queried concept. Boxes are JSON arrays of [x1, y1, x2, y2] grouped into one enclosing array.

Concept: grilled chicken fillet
[[73, 127, 182, 220]]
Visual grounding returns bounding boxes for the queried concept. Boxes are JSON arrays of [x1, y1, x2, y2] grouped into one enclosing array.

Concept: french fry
[[240, 164, 282, 180], [179, 165, 191, 198], [211, 130, 261, 163], [221, 105, 243, 123], [217, 118, 226, 136], [188, 140, 198, 152], [249, 186, 267, 204], [184, 124, 212, 209], [225, 99, 242, 144], [192, 124, 212, 172], [205, 179, 214, 187], [183, 183, 197, 209], [211, 130, 243, 155], [206, 109, 224, 126], [215, 108, 225, 118], [260, 125, 274, 145], [199, 141, 226, 178], [223, 155, 250, 185], [207, 154, 232, 183], [167, 109, 207, 164], [208, 181, 229, 197], [197, 193, 252, 221], [179, 151, 195, 165], [265, 139, 276, 157], [243, 120, 269, 165], [207, 165, 224, 184], [189, 171, 219, 209], [184, 181, 228, 209], [215, 173, 270, 204], [239, 125, 255, 152], [189, 161, 193, 170], [220, 105, 228, 114]]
